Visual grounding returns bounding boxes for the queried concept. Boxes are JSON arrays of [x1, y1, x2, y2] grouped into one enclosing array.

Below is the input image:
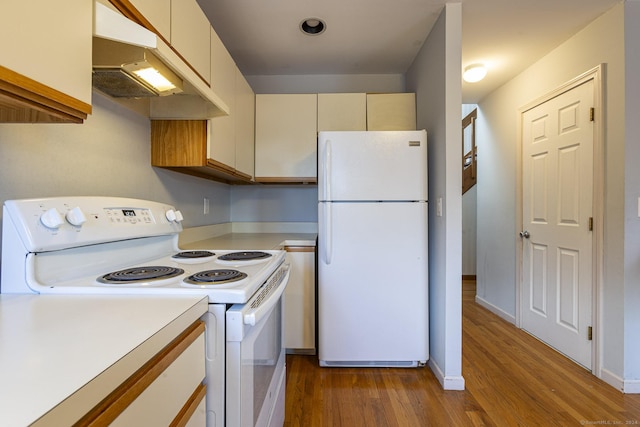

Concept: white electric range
[[0, 196, 289, 427]]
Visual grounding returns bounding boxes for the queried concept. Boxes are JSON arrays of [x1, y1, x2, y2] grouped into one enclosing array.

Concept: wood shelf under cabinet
[[254, 177, 317, 185], [151, 120, 253, 184]]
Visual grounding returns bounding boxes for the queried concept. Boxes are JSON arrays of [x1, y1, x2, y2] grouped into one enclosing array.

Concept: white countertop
[[182, 232, 317, 250], [0, 294, 208, 427]]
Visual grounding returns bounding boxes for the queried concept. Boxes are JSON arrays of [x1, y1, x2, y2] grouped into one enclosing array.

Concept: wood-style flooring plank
[[284, 281, 640, 426]]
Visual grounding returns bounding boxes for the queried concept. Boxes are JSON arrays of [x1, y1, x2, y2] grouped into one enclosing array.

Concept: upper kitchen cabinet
[[209, 28, 237, 171], [114, 0, 210, 84], [151, 119, 253, 184], [0, 1, 92, 123], [170, 0, 211, 84], [317, 93, 367, 131], [123, 0, 171, 41], [255, 94, 318, 184], [208, 28, 255, 180], [317, 92, 416, 132], [234, 72, 255, 178], [105, 0, 224, 122], [366, 93, 416, 131]]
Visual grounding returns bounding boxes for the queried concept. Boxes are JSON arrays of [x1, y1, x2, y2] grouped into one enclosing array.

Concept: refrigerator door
[[318, 130, 427, 202], [318, 201, 429, 365]]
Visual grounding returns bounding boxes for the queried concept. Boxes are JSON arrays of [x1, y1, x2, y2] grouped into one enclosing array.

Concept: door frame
[[515, 64, 605, 376]]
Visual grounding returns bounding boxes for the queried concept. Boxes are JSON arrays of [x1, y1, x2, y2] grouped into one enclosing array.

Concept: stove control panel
[[3, 197, 183, 252], [104, 207, 155, 225]]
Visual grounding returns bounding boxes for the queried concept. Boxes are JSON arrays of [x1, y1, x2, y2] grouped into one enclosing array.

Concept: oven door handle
[[243, 264, 290, 326]]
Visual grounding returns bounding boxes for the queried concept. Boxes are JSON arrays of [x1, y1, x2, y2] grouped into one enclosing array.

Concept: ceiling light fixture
[[300, 18, 326, 35], [463, 63, 487, 83]]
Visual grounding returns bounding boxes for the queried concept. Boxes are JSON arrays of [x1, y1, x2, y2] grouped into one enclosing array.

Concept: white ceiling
[[196, 0, 620, 103]]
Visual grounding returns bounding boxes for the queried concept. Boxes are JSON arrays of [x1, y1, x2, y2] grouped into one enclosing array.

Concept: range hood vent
[[92, 1, 228, 119], [92, 37, 183, 98]]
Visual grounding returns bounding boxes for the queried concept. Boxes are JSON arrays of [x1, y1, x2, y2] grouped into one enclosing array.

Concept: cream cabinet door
[[317, 93, 367, 131], [366, 93, 416, 131], [235, 71, 255, 178], [0, 0, 92, 105], [284, 246, 316, 353], [128, 0, 171, 41], [208, 28, 237, 169], [255, 94, 318, 182], [171, 0, 211, 84]]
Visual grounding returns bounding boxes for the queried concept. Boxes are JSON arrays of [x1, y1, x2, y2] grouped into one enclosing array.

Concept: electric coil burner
[[97, 266, 185, 285], [183, 269, 248, 286], [217, 251, 272, 261], [172, 250, 215, 259], [171, 250, 216, 264]]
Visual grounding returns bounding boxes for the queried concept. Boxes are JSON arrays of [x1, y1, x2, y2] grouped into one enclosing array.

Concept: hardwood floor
[[284, 280, 640, 426]]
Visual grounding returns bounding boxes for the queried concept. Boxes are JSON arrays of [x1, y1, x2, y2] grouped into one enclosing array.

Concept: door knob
[[519, 230, 530, 239]]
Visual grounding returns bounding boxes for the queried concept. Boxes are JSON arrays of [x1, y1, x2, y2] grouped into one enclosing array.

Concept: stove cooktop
[[29, 249, 286, 304]]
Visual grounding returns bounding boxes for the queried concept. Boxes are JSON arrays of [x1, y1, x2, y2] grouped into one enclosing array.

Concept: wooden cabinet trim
[[74, 321, 205, 427], [108, 0, 170, 46], [285, 246, 316, 253], [0, 66, 91, 123], [255, 177, 317, 185], [170, 382, 206, 427], [206, 159, 253, 181]]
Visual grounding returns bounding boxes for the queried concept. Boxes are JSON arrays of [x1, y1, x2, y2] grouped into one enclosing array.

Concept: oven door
[[226, 263, 290, 427]]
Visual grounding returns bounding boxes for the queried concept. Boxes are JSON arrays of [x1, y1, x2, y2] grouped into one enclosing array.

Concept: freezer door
[[318, 130, 427, 202], [317, 201, 429, 364]]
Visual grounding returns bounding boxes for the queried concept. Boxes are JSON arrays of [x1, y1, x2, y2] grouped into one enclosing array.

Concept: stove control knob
[[174, 210, 184, 222], [66, 207, 87, 227], [165, 209, 177, 222], [40, 208, 64, 230]]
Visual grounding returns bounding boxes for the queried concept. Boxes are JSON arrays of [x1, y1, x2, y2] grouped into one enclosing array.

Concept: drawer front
[[111, 332, 205, 426]]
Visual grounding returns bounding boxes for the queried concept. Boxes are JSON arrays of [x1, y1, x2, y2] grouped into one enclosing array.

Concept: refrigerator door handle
[[323, 139, 332, 201], [322, 202, 332, 264]]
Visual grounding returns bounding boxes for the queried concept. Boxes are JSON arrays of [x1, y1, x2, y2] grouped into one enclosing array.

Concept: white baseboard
[[475, 295, 516, 324], [596, 368, 640, 394], [600, 368, 624, 392], [624, 379, 640, 394], [428, 359, 466, 391]]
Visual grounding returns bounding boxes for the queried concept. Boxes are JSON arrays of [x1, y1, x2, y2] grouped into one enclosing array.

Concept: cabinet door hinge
[[590, 107, 595, 122], [588, 326, 593, 341], [589, 217, 593, 231]]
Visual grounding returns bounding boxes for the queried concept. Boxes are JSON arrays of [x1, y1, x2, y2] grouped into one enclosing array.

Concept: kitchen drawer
[[78, 321, 206, 426]]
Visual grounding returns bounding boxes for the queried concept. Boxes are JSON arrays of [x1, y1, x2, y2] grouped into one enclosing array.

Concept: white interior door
[[521, 79, 594, 369]]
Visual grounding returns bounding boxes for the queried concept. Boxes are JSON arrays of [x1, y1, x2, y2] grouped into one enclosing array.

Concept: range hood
[[92, 1, 228, 118]]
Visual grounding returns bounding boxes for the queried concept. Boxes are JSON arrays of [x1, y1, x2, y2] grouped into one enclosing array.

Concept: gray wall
[[462, 184, 476, 276], [623, 0, 640, 389], [231, 186, 318, 222], [0, 92, 232, 261], [246, 73, 405, 94], [406, 3, 464, 390], [476, 2, 640, 390]]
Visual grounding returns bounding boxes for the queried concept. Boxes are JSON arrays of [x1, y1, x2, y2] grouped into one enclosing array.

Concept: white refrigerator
[[317, 130, 429, 367]]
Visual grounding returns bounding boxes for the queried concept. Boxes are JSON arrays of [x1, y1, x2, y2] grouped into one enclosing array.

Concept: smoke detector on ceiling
[[300, 18, 326, 35]]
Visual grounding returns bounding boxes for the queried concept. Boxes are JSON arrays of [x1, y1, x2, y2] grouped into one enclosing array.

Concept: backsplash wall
[[0, 92, 232, 258]]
